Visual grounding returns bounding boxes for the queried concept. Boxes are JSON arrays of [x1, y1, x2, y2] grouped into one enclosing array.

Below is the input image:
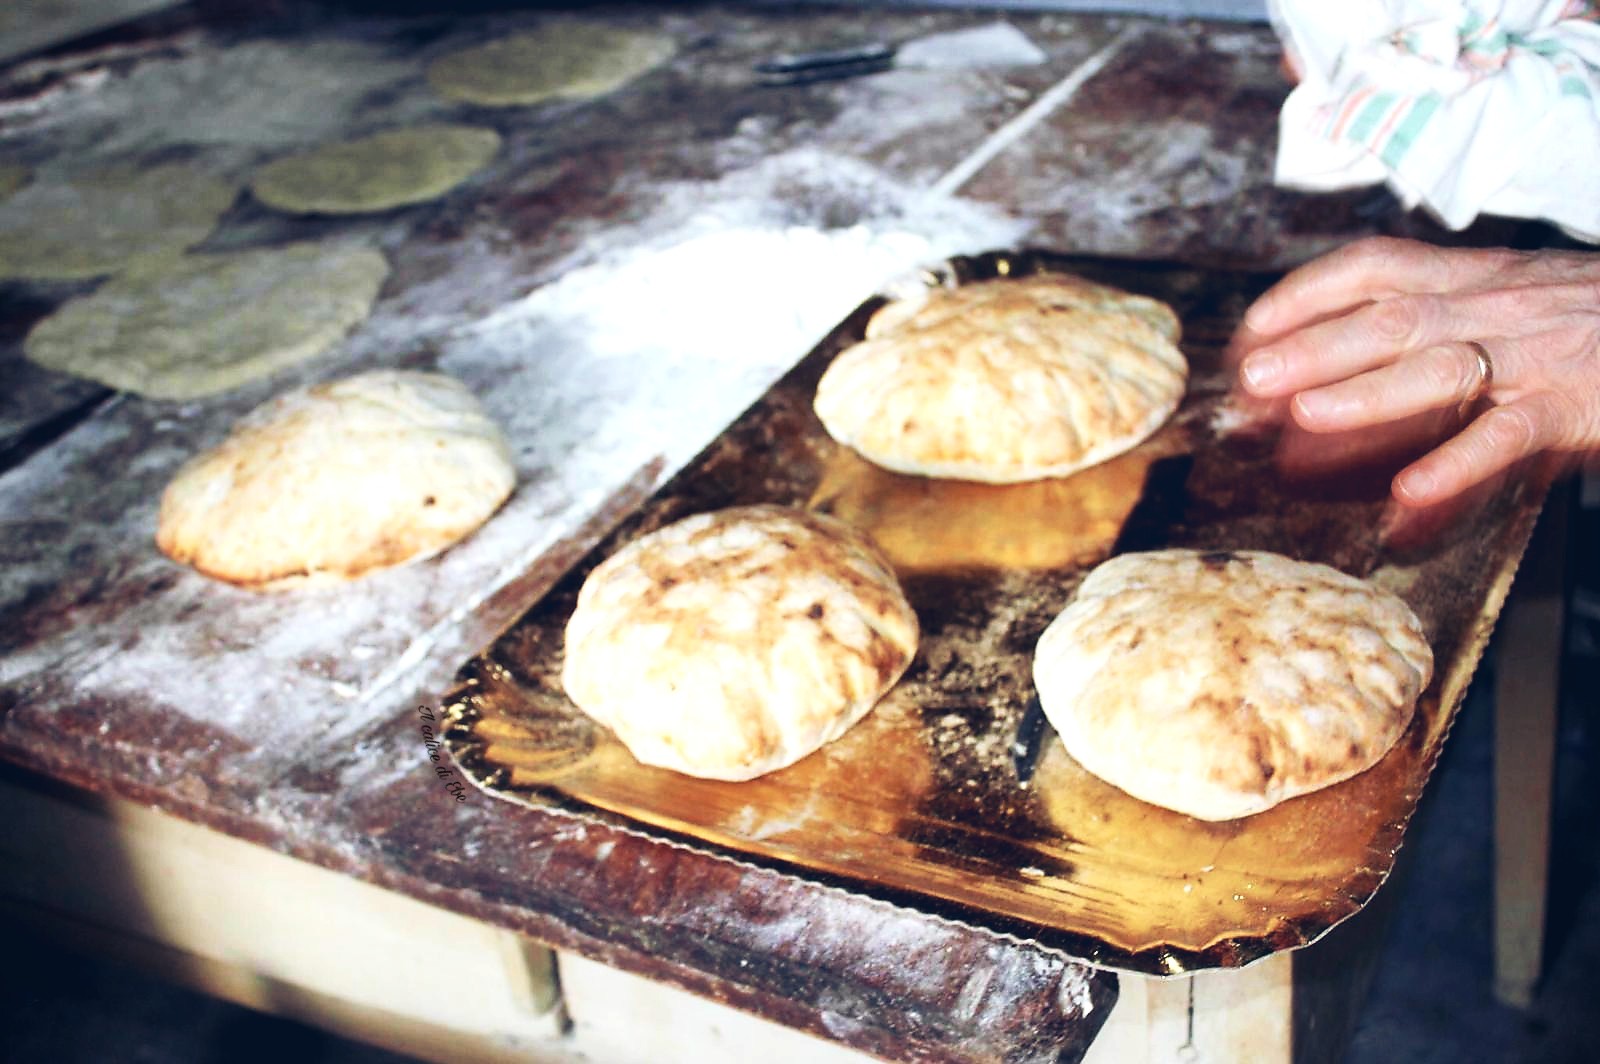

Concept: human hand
[[1230, 237, 1600, 509]]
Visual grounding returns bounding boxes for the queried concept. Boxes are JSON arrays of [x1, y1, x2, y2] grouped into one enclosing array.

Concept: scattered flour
[[1061, 120, 1248, 219], [1058, 965, 1100, 1018], [442, 145, 1028, 526], [1013, 118, 1250, 257], [1, 146, 1026, 781], [726, 793, 822, 842], [895, 22, 1049, 70], [1204, 28, 1282, 59], [3, 36, 420, 167]]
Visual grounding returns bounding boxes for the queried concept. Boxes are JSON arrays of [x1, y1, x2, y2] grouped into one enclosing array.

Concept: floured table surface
[[444, 250, 1543, 975], [0, 2, 1561, 1061]]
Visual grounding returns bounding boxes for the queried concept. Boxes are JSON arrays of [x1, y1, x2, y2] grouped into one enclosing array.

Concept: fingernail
[[1291, 390, 1328, 423], [1243, 297, 1274, 332], [1240, 354, 1281, 393], [1394, 468, 1436, 503]]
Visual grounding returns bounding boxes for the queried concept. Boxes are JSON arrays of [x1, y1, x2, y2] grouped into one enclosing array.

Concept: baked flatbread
[[1032, 549, 1433, 821], [250, 124, 502, 214], [25, 242, 388, 399], [813, 273, 1187, 484], [157, 370, 515, 590], [0, 163, 237, 281], [426, 24, 674, 107], [562, 505, 918, 781]]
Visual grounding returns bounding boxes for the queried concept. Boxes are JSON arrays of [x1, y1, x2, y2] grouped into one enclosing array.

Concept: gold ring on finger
[[1464, 340, 1494, 402], [1457, 340, 1495, 419]]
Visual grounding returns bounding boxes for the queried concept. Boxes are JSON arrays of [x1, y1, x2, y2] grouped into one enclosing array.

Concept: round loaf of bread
[[562, 505, 919, 781], [813, 273, 1187, 484], [1033, 549, 1433, 821], [157, 370, 515, 590]]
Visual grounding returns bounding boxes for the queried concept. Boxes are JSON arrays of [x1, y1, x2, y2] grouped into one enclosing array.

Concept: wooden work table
[[0, 4, 1573, 1062]]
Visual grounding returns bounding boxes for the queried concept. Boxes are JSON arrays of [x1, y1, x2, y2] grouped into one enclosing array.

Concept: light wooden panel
[[558, 951, 881, 1064], [0, 773, 566, 1061]]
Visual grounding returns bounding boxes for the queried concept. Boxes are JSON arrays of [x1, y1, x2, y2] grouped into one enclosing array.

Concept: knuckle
[[1578, 398, 1600, 450], [1582, 278, 1600, 313], [1536, 390, 1584, 447], [1419, 349, 1470, 397], [1349, 235, 1413, 264], [1329, 237, 1395, 277], [1465, 245, 1527, 280], [1492, 247, 1535, 274], [1477, 403, 1540, 453], [1368, 296, 1425, 345]]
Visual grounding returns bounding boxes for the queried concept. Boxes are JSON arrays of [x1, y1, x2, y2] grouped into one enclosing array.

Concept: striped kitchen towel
[[1271, 1, 1600, 241]]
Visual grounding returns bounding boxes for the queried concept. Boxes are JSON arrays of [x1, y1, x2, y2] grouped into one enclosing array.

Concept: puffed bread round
[[813, 273, 1187, 484], [1033, 549, 1433, 821], [157, 370, 514, 590], [562, 505, 918, 781]]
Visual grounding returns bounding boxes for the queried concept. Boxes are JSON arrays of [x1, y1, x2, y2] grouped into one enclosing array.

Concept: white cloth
[[1270, 1, 1600, 241]]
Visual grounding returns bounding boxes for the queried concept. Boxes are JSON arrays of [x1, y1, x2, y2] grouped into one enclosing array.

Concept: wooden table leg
[[1080, 952, 1294, 1064], [1078, 807, 1417, 1064], [1491, 484, 1570, 1007], [0, 768, 569, 1064]]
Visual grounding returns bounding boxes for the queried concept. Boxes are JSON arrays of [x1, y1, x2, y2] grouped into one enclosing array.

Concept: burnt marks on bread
[[561, 504, 918, 779], [1034, 549, 1433, 820]]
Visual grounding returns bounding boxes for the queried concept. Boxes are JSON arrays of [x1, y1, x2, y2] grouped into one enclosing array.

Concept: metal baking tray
[[443, 249, 1542, 974]]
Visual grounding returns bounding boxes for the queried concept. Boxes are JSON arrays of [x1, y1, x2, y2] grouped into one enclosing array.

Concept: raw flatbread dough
[[562, 505, 919, 781], [250, 124, 502, 214], [1032, 549, 1433, 821], [0, 163, 237, 281], [25, 242, 388, 399], [427, 23, 674, 106], [814, 273, 1188, 484], [158, 370, 515, 590]]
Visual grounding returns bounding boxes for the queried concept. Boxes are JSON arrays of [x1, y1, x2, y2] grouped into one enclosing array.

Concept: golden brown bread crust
[[157, 371, 515, 590], [561, 505, 919, 781], [1033, 550, 1434, 821], [813, 273, 1187, 484]]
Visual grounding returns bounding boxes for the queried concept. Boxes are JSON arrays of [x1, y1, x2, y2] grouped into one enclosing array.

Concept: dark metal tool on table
[[755, 22, 1052, 87], [754, 42, 896, 86], [1010, 694, 1052, 786]]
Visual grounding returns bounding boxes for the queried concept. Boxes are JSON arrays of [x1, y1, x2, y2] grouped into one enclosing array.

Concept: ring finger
[[1289, 341, 1493, 432], [1238, 292, 1466, 397]]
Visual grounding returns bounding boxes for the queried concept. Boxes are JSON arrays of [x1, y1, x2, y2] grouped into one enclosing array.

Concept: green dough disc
[[426, 24, 674, 107], [250, 123, 502, 214], [25, 243, 389, 400], [0, 163, 237, 281]]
